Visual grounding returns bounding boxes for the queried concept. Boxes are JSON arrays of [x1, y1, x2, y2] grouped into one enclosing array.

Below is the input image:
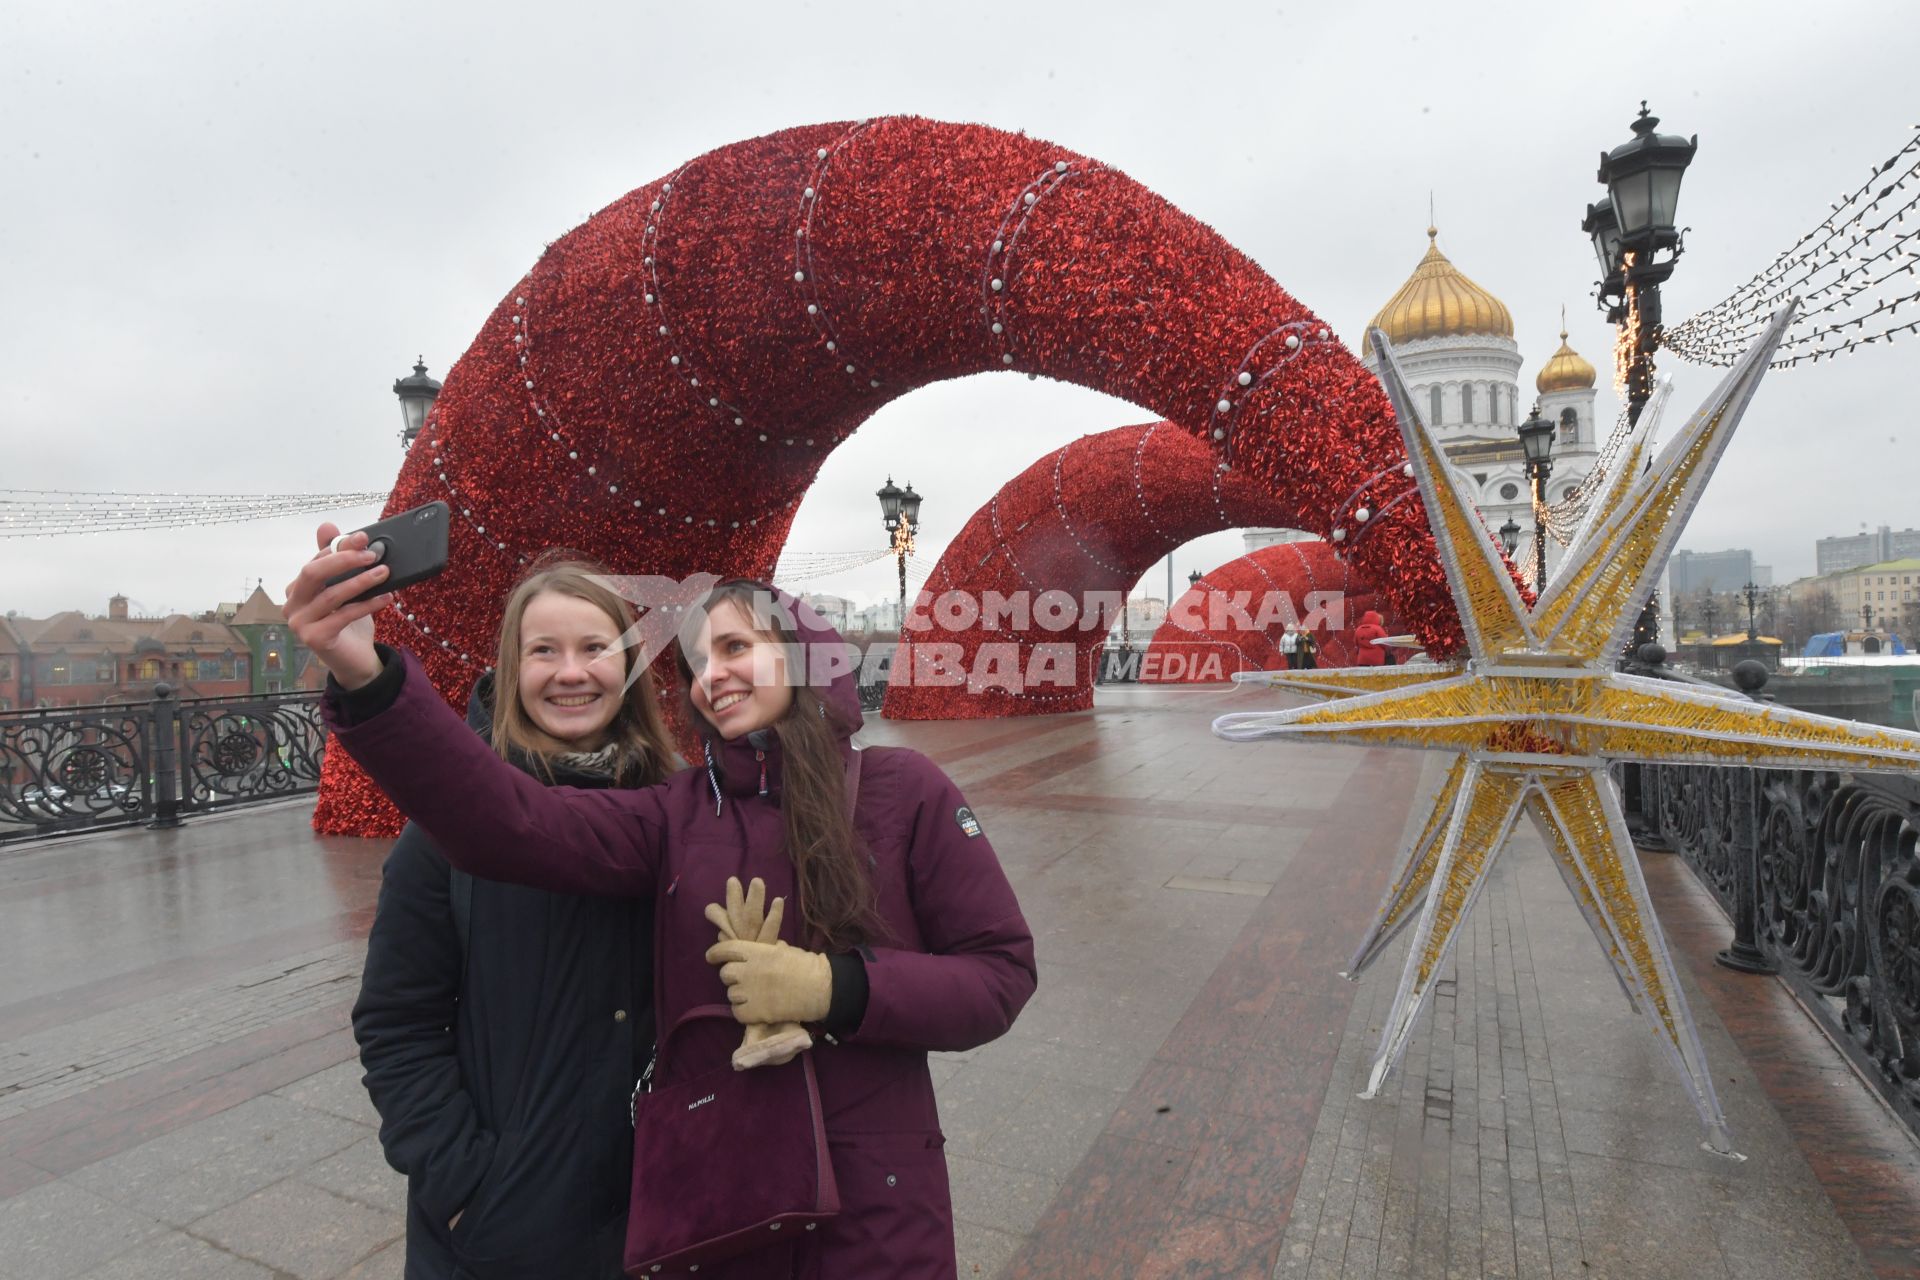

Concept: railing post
[[1715, 767, 1776, 974], [147, 683, 184, 830], [1621, 762, 1668, 850]]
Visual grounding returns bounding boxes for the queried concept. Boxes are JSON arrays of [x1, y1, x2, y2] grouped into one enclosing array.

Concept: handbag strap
[[657, 1003, 738, 1069]]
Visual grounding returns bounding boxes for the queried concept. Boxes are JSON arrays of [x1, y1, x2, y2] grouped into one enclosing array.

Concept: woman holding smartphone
[[350, 555, 678, 1279], [292, 525, 1036, 1278]]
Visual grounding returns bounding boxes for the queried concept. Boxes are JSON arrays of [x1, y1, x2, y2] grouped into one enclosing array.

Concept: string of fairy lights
[[0, 489, 388, 538], [3, 487, 932, 592], [1532, 400, 1638, 546], [1667, 126, 1920, 369]]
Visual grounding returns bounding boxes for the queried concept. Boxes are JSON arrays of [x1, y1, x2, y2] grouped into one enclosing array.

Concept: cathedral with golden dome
[[1248, 226, 1602, 579]]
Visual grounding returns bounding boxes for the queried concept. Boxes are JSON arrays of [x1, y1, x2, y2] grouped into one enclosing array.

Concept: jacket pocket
[[449, 1121, 601, 1277], [817, 1133, 955, 1279]]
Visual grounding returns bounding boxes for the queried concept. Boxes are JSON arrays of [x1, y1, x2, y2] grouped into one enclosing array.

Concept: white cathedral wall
[[1244, 333, 1603, 585]]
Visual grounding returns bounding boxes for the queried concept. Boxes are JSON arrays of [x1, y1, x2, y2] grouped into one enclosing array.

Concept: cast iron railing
[[1632, 760, 1920, 1138], [0, 686, 326, 845]]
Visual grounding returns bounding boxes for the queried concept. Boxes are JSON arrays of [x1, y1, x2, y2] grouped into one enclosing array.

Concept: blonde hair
[[489, 556, 677, 787]]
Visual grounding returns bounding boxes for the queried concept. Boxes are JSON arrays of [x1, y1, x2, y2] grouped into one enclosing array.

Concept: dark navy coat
[[350, 678, 654, 1279], [325, 612, 1036, 1280]]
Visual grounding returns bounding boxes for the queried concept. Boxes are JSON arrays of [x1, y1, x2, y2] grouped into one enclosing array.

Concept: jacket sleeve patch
[[955, 806, 983, 838]]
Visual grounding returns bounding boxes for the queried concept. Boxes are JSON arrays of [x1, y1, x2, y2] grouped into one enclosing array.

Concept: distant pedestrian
[[1354, 609, 1390, 667], [1297, 629, 1319, 670], [1279, 625, 1300, 670]]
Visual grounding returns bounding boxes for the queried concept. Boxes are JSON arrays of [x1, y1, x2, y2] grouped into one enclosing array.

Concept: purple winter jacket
[[321, 624, 1037, 1279]]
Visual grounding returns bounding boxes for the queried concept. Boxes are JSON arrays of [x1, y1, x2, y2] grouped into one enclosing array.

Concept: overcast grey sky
[[4, 0, 1915, 619]]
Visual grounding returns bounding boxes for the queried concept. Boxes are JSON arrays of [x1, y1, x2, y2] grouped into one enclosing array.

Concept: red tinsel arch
[[1142, 539, 1395, 681], [883, 422, 1295, 718], [313, 115, 1458, 835]]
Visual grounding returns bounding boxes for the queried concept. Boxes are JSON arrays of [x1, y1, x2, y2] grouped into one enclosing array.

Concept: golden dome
[[1535, 329, 1597, 394], [1367, 227, 1514, 346]]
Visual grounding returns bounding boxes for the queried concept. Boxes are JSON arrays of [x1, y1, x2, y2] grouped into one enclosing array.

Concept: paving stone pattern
[[1269, 761, 1876, 1280], [0, 688, 1912, 1278], [0, 944, 362, 1122]]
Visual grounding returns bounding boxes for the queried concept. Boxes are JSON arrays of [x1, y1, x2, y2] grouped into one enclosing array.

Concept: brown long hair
[[678, 581, 881, 952], [490, 555, 678, 788]]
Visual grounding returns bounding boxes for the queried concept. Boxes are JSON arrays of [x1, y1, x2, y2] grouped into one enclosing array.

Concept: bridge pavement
[[1, 685, 1915, 1278]]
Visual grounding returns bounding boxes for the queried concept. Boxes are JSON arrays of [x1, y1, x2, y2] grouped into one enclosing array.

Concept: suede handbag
[[623, 1003, 839, 1273]]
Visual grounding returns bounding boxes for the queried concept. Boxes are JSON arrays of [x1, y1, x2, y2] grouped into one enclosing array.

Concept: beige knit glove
[[703, 877, 813, 1070]]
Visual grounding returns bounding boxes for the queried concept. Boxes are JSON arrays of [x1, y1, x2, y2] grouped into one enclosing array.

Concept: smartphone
[[324, 501, 450, 605]]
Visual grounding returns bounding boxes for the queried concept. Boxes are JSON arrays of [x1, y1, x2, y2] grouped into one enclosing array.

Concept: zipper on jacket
[[756, 749, 768, 797], [703, 741, 723, 815]]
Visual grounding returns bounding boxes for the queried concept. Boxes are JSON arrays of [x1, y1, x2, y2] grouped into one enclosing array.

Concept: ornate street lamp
[[1599, 103, 1698, 276], [1591, 105, 1696, 665], [875, 476, 903, 532], [1863, 602, 1876, 631], [1516, 406, 1555, 586], [1742, 581, 1764, 642], [1702, 595, 1719, 640], [877, 477, 922, 626], [1582, 200, 1626, 317], [1499, 519, 1521, 557], [898, 482, 923, 535], [393, 358, 441, 451], [1588, 103, 1696, 424], [1188, 570, 1202, 588]]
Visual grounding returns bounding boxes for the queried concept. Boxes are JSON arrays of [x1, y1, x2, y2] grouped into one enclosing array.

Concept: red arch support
[[314, 116, 1457, 833], [883, 423, 1294, 718], [1143, 540, 1396, 682]]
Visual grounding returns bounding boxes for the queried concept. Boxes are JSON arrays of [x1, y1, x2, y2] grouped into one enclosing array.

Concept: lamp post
[[1742, 581, 1763, 642], [1188, 570, 1202, 589], [1498, 519, 1521, 557], [1516, 406, 1555, 586], [1863, 602, 1876, 632], [393, 358, 442, 451], [1588, 104, 1696, 658], [1701, 594, 1719, 641], [876, 477, 922, 628]]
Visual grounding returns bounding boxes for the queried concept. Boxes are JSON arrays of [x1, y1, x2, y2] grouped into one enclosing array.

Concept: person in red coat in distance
[[1353, 609, 1390, 666]]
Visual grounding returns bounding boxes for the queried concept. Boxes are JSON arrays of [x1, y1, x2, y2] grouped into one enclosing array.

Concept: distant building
[[799, 593, 853, 635], [226, 584, 326, 695], [851, 598, 903, 636], [1778, 559, 1920, 640], [0, 618, 24, 712], [1816, 526, 1920, 575], [1242, 528, 1317, 555], [1669, 549, 1771, 596], [0, 589, 322, 709], [1836, 558, 1920, 630]]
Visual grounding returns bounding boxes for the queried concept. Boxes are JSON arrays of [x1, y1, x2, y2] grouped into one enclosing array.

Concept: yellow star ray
[[1558, 378, 1671, 564], [1216, 305, 1920, 1156]]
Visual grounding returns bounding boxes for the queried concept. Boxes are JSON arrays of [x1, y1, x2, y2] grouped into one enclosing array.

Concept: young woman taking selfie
[[351, 556, 678, 1278], [294, 525, 1036, 1278]]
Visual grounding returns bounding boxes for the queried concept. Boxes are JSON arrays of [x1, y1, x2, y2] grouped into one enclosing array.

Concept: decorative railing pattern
[[0, 688, 325, 844], [1635, 760, 1920, 1135]]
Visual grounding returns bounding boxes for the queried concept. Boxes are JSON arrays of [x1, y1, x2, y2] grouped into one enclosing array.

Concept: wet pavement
[[2, 684, 1916, 1278]]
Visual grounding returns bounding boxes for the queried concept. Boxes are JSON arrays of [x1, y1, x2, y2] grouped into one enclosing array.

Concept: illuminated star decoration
[[1236, 376, 1683, 983], [1214, 306, 1920, 1155]]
